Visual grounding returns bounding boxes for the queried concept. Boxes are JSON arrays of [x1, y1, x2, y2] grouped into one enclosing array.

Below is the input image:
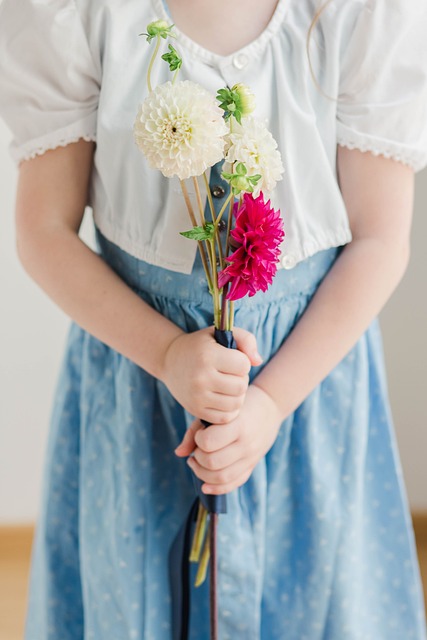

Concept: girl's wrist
[[149, 325, 185, 383], [250, 379, 286, 425]]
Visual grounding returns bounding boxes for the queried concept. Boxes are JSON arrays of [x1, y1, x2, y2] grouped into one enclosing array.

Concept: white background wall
[[0, 120, 426, 524]]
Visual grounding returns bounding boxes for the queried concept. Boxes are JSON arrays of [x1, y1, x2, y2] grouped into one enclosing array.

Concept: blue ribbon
[[169, 497, 199, 640]]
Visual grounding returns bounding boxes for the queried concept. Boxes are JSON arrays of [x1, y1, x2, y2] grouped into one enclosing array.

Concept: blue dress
[[24, 167, 426, 640]]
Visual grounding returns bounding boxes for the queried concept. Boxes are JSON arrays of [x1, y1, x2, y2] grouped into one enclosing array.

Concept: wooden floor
[[1, 520, 426, 640], [0, 527, 33, 640]]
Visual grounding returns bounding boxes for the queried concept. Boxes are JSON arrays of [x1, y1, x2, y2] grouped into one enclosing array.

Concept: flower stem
[[208, 238, 221, 329], [220, 284, 228, 331], [189, 503, 208, 562], [146, 35, 161, 92], [224, 192, 235, 257], [216, 230, 225, 271], [202, 172, 225, 270], [223, 175, 236, 331], [180, 180, 213, 292], [202, 172, 217, 223], [172, 67, 180, 84], [210, 513, 219, 640], [214, 192, 233, 228], [193, 176, 226, 289], [223, 114, 236, 256], [229, 301, 235, 331], [192, 177, 206, 226], [195, 524, 211, 587]]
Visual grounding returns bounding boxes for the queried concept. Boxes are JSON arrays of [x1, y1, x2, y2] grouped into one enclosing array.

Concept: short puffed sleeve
[[0, 0, 100, 165], [336, 0, 427, 172]]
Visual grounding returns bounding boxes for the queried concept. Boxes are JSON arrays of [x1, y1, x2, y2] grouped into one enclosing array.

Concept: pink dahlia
[[218, 192, 285, 301]]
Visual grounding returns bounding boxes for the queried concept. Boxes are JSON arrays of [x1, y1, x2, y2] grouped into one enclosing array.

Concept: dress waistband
[[95, 225, 342, 308]]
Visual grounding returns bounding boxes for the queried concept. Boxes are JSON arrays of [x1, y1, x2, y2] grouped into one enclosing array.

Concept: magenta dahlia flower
[[218, 192, 285, 301]]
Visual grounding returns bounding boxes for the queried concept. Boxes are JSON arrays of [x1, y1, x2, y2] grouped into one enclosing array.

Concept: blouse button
[[211, 184, 225, 198], [218, 219, 227, 233], [281, 255, 296, 269], [233, 53, 249, 70]]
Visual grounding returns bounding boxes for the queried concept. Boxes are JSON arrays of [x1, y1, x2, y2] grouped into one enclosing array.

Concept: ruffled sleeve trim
[[336, 121, 427, 173], [9, 111, 97, 166]]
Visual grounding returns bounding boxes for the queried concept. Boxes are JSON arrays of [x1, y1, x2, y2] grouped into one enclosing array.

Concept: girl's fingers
[[201, 469, 252, 495], [211, 371, 249, 397], [208, 390, 245, 413], [174, 419, 204, 457], [192, 441, 242, 471], [198, 407, 240, 426], [215, 348, 252, 377], [194, 421, 240, 452], [231, 327, 263, 367], [187, 454, 251, 488], [187, 458, 253, 495]]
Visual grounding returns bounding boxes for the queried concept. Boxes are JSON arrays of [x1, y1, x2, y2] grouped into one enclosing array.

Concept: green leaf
[[180, 223, 215, 241]]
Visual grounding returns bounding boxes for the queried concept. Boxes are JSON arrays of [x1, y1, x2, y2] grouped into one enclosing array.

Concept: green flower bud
[[216, 84, 256, 124], [230, 83, 256, 116], [142, 20, 175, 43], [221, 163, 261, 195], [232, 175, 252, 194], [161, 44, 182, 72]]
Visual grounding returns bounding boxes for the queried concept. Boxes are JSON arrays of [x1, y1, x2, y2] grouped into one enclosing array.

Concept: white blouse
[[1, 0, 427, 273]]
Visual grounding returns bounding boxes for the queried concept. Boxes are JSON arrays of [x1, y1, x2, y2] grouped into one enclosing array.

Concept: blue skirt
[[24, 227, 426, 640]]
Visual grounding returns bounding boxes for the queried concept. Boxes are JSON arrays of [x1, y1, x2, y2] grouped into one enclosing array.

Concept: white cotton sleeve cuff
[[336, 121, 427, 173], [9, 112, 98, 166]]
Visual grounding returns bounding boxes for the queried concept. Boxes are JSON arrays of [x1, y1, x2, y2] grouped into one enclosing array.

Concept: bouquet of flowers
[[133, 20, 285, 639]]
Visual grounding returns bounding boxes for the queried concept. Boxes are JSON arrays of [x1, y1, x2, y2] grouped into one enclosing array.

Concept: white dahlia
[[134, 80, 228, 180], [225, 116, 284, 196]]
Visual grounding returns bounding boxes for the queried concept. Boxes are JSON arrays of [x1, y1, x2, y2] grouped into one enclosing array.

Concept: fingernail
[[186, 457, 193, 467], [202, 485, 212, 494]]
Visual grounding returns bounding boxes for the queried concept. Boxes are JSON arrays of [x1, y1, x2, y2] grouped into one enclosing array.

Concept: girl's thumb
[[232, 327, 263, 367], [174, 419, 202, 457]]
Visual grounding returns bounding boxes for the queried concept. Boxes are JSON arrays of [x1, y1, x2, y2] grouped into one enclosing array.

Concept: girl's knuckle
[[225, 410, 238, 423], [198, 430, 214, 452], [238, 379, 248, 395], [213, 485, 226, 495], [217, 469, 229, 484], [238, 355, 251, 376], [215, 412, 229, 425], [206, 455, 217, 471]]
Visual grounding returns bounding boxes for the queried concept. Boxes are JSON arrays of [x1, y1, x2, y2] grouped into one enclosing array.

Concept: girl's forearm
[[18, 223, 259, 423], [252, 238, 410, 419], [17, 225, 183, 380]]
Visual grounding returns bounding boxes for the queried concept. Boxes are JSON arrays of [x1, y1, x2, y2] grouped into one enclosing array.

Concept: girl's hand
[[161, 327, 263, 424], [174, 383, 283, 494]]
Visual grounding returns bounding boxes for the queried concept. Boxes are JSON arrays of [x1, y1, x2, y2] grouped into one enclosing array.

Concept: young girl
[[0, 0, 426, 638]]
